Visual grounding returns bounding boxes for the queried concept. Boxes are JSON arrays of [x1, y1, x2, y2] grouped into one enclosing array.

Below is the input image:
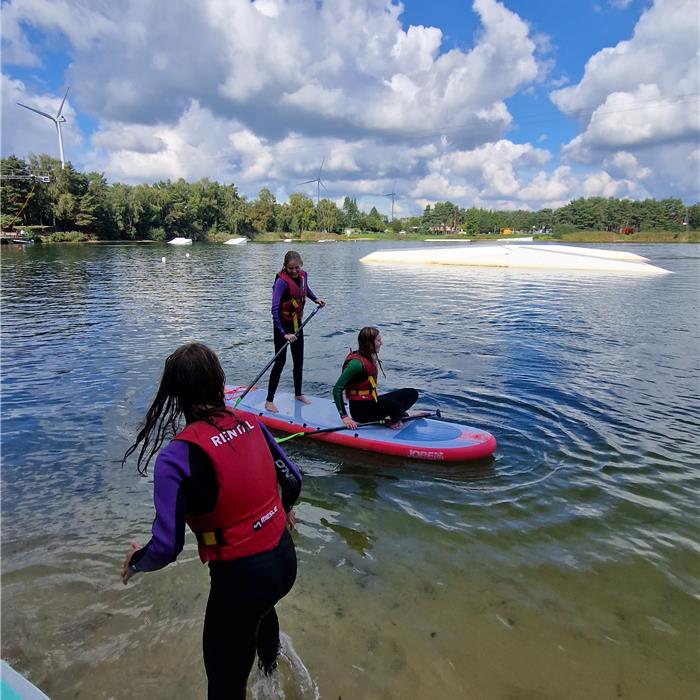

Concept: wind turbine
[[17, 87, 70, 169], [381, 181, 398, 221], [296, 157, 327, 205]]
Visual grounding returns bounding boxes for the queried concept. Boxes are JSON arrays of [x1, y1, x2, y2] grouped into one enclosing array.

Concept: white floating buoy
[[185, 253, 190, 258], [161, 257, 166, 263]]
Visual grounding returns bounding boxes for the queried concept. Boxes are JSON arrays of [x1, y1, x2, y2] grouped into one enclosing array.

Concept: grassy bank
[[8, 229, 699, 244], [249, 230, 700, 244], [537, 230, 700, 244]]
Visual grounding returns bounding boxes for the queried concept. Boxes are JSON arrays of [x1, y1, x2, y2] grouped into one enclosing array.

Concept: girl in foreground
[[333, 326, 420, 430], [266, 250, 325, 412], [121, 342, 302, 700]]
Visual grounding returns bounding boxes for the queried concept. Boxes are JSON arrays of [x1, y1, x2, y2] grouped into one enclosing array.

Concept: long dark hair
[[122, 342, 226, 475], [356, 326, 385, 377], [280, 250, 303, 274]]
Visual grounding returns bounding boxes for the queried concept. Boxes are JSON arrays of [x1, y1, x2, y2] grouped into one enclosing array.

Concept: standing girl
[[121, 342, 302, 700], [332, 326, 421, 430], [266, 250, 325, 413]]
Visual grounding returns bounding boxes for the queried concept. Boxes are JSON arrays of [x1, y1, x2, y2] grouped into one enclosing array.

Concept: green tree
[[0, 156, 34, 227], [54, 192, 78, 230], [463, 207, 480, 235], [366, 206, 385, 232], [289, 193, 315, 233], [250, 187, 277, 232], [75, 191, 98, 230], [316, 198, 340, 233], [224, 186, 252, 236], [341, 196, 360, 229], [275, 202, 292, 232]]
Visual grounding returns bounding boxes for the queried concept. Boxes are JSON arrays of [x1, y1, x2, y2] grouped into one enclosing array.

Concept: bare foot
[[296, 395, 312, 404], [265, 401, 279, 413], [387, 420, 403, 430]]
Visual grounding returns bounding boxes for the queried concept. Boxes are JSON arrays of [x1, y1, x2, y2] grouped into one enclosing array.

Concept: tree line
[[2, 154, 698, 240]]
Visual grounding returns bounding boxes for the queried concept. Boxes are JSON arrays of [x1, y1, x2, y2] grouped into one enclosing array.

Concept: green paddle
[[274, 409, 441, 444]]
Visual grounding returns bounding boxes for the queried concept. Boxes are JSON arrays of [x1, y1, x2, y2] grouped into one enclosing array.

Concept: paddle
[[233, 304, 323, 409], [274, 409, 442, 444]]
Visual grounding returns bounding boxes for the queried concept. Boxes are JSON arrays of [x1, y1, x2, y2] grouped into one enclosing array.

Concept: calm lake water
[[1, 240, 699, 699]]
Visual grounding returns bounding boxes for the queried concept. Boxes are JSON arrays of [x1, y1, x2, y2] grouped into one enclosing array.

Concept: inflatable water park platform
[[360, 243, 671, 274], [225, 386, 496, 462]]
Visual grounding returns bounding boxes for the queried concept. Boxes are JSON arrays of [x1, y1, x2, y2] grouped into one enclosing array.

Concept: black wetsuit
[[332, 358, 418, 423], [128, 423, 301, 699], [266, 274, 318, 401]]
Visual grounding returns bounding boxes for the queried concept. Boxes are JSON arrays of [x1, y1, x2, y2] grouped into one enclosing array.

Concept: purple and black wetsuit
[[129, 423, 302, 700], [267, 274, 319, 401]]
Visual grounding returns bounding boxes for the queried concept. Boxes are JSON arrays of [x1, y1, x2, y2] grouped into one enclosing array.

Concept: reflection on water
[[2, 242, 699, 699]]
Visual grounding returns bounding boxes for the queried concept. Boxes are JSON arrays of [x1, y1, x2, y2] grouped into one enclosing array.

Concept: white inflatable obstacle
[[360, 244, 671, 274], [223, 237, 247, 245], [167, 237, 193, 246]]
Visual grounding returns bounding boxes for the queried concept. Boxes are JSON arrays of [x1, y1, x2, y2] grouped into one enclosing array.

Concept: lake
[[1, 240, 699, 699]]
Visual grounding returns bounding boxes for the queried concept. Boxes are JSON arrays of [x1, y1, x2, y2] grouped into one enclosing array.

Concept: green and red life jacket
[[343, 352, 378, 402]]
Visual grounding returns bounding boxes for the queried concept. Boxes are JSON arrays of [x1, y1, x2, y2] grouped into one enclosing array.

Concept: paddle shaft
[[275, 409, 441, 444], [233, 304, 322, 408]]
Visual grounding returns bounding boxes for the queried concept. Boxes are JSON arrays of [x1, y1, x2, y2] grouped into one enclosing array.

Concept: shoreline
[[4, 231, 699, 245]]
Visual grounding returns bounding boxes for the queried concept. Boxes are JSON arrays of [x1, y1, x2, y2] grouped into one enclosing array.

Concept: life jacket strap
[[290, 299, 300, 332], [368, 376, 378, 401], [196, 528, 225, 546], [347, 384, 378, 402]]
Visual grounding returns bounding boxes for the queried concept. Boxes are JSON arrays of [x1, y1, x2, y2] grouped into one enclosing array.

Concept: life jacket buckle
[[197, 529, 224, 546]]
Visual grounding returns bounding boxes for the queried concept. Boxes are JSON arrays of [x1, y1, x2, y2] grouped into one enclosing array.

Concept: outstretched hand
[[315, 298, 326, 308], [341, 415, 357, 430], [121, 540, 141, 585]]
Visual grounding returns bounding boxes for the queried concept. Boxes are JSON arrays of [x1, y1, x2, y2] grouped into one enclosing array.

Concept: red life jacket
[[174, 410, 285, 563], [343, 352, 378, 402], [277, 270, 307, 332]]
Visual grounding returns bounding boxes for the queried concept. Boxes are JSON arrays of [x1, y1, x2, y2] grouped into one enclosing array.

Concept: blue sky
[[2, 0, 698, 215]]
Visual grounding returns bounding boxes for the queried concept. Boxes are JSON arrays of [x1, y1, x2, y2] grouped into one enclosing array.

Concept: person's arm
[[125, 441, 190, 579], [306, 274, 325, 307], [332, 359, 363, 417], [271, 277, 288, 335], [259, 422, 302, 512]]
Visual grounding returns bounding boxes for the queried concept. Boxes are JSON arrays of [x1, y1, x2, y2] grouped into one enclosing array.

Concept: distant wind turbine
[[381, 181, 399, 221], [296, 157, 327, 205], [17, 87, 70, 169]]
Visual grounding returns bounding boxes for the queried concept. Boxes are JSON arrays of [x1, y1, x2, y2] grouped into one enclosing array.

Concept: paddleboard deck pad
[[1, 660, 51, 700], [225, 386, 496, 462]]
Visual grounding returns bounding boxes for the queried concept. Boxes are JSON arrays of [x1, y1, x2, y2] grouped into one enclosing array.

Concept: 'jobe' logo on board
[[210, 421, 255, 447], [408, 449, 445, 460]]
